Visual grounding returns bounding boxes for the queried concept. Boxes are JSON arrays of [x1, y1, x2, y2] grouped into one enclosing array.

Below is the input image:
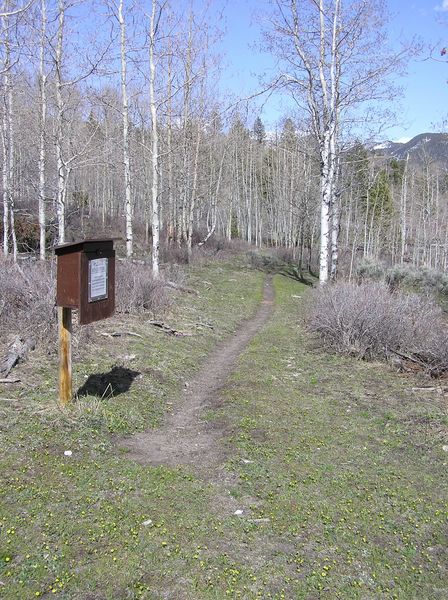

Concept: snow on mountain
[[372, 133, 448, 166], [373, 141, 394, 151]]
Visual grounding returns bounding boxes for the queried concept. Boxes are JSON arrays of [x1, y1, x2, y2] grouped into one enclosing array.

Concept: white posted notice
[[89, 258, 108, 302]]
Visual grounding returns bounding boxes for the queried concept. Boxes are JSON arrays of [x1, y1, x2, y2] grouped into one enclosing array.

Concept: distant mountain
[[372, 133, 448, 167]]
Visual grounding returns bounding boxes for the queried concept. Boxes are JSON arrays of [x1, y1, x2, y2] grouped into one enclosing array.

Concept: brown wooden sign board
[[55, 238, 115, 325]]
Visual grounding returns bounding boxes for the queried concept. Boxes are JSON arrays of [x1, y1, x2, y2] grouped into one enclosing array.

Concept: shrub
[[356, 260, 448, 298], [0, 216, 44, 253], [270, 247, 297, 265], [0, 257, 174, 360], [384, 264, 410, 290], [307, 281, 448, 375], [247, 250, 285, 271], [0, 256, 56, 348], [115, 260, 172, 317], [161, 262, 187, 288], [160, 243, 190, 264], [411, 267, 448, 297], [356, 258, 386, 281]]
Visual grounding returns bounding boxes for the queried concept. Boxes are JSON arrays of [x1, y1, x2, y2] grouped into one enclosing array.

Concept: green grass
[[0, 261, 264, 599], [1, 264, 447, 599], [207, 275, 448, 599]]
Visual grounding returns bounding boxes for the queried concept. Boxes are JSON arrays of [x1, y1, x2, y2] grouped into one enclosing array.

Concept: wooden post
[[58, 306, 72, 405]]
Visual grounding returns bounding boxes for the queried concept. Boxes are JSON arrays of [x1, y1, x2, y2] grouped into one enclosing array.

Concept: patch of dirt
[[118, 276, 274, 472]]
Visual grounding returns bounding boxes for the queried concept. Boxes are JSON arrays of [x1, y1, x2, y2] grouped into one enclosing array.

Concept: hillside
[[374, 132, 448, 167]]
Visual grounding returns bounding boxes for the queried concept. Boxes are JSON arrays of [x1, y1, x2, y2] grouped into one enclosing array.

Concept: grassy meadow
[[1, 262, 447, 599]]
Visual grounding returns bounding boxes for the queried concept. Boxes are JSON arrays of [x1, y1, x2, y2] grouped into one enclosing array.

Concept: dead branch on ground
[[147, 320, 193, 337], [0, 336, 36, 378]]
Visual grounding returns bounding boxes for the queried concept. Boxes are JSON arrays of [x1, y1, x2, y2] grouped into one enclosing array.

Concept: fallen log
[[0, 378, 21, 384], [0, 336, 35, 378], [100, 331, 143, 339], [147, 320, 193, 337], [389, 348, 446, 377]]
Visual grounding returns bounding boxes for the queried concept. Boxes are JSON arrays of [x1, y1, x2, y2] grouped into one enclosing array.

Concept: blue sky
[[216, 0, 448, 142]]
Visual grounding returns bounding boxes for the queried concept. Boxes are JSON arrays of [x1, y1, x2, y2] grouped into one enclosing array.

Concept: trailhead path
[[119, 276, 274, 470]]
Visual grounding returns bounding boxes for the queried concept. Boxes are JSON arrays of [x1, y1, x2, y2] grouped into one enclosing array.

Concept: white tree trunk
[[2, 93, 8, 256], [319, 152, 331, 283], [7, 49, 16, 261], [38, 0, 47, 259], [118, 0, 133, 257], [187, 123, 201, 259], [1, 5, 17, 260], [2, 9, 9, 257], [166, 45, 174, 243], [149, 0, 159, 276], [55, 0, 66, 244], [400, 155, 409, 264], [330, 201, 339, 280]]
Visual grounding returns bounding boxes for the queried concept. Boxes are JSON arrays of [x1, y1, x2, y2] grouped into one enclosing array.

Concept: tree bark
[[55, 0, 66, 244], [38, 0, 47, 260], [149, 0, 160, 276], [118, 0, 133, 257]]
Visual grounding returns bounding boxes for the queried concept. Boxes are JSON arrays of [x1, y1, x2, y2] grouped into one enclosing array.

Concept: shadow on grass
[[280, 267, 317, 287], [76, 365, 140, 399]]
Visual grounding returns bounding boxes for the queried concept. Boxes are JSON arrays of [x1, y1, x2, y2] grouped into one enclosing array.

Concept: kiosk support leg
[[58, 306, 72, 406]]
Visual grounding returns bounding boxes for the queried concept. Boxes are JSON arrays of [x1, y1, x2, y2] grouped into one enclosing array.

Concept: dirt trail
[[119, 276, 274, 469]]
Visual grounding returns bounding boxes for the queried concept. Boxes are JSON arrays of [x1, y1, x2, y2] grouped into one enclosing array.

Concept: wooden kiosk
[[55, 239, 116, 405]]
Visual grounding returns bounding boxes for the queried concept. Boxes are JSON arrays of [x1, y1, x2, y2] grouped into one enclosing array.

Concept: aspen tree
[[55, 0, 66, 244], [1, 7, 9, 256], [1, 0, 17, 260], [38, 0, 47, 259], [265, 0, 407, 282], [117, 0, 133, 257], [149, 0, 160, 276]]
